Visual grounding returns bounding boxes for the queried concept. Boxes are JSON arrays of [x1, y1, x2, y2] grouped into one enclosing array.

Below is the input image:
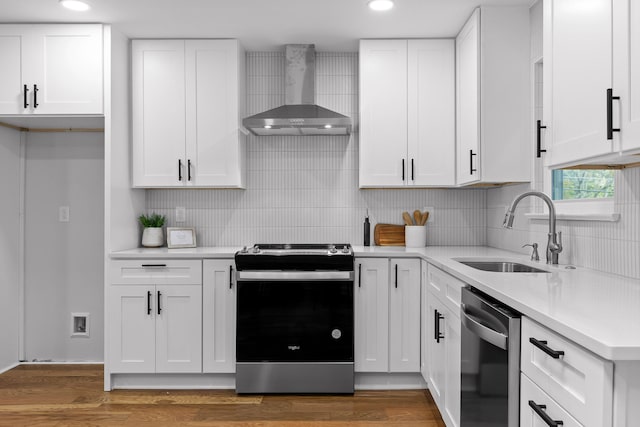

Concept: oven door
[[236, 277, 354, 363]]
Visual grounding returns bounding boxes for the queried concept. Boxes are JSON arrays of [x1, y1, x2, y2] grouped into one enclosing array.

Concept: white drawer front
[[427, 264, 464, 317], [521, 317, 613, 427], [111, 260, 202, 285], [521, 374, 583, 427]]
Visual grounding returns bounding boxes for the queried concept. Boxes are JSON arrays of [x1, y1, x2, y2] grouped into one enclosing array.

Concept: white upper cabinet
[[613, 0, 640, 154], [544, 0, 640, 167], [456, 7, 531, 185], [359, 39, 455, 188], [132, 39, 246, 188], [0, 24, 103, 115]]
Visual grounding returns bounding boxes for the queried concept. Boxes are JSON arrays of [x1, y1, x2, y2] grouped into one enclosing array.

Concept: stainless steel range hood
[[243, 44, 352, 136]]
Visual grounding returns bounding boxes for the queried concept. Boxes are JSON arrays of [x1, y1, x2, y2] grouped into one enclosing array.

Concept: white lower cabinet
[[354, 257, 420, 373], [521, 374, 583, 427], [202, 260, 236, 373], [520, 317, 613, 427], [109, 260, 203, 374], [425, 263, 462, 427]]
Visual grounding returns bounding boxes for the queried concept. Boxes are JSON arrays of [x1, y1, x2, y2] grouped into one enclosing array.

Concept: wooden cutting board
[[374, 223, 406, 246]]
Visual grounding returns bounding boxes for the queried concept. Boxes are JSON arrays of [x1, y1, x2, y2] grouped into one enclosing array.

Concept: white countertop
[[111, 245, 640, 361]]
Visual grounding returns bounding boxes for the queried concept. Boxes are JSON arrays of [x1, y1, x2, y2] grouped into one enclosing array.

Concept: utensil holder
[[405, 225, 426, 247]]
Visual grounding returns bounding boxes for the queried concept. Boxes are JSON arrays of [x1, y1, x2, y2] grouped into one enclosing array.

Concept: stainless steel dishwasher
[[460, 286, 521, 427]]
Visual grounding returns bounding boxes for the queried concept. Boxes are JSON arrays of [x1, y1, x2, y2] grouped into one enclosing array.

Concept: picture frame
[[166, 227, 197, 249]]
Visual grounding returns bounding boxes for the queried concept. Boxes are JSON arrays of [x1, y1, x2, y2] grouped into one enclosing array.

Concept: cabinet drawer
[[426, 264, 464, 317], [521, 374, 583, 427], [111, 260, 202, 285], [521, 317, 612, 427]]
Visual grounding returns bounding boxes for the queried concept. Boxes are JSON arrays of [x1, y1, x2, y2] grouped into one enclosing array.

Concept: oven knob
[[331, 329, 342, 339], [252, 245, 260, 254], [341, 246, 350, 254], [240, 246, 248, 253], [329, 245, 338, 254]]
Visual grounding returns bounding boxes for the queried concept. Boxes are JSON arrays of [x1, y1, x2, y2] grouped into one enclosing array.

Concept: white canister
[[141, 227, 164, 247], [405, 225, 427, 248]]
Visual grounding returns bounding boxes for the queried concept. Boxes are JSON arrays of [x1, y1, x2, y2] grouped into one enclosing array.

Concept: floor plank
[[0, 365, 446, 426]]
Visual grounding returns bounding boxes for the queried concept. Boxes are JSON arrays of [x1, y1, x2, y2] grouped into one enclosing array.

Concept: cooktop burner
[[235, 243, 354, 271]]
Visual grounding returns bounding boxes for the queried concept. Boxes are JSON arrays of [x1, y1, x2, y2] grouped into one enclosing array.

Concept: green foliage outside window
[[552, 169, 615, 200]]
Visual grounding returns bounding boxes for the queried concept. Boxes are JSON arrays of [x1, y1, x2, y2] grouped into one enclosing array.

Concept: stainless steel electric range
[[234, 243, 354, 394]]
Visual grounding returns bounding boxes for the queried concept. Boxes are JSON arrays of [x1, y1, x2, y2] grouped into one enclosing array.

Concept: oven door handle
[[461, 303, 508, 350], [236, 271, 354, 281]]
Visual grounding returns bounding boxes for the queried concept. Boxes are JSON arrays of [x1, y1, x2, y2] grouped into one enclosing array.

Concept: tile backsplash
[[147, 52, 487, 247]]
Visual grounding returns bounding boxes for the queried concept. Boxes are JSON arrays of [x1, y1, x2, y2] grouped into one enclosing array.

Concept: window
[[551, 169, 615, 200]]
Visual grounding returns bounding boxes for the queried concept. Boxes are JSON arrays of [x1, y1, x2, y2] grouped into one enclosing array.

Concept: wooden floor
[[0, 365, 446, 427]]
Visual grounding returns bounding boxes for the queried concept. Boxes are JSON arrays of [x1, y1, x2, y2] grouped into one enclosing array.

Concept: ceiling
[[2, 0, 533, 51]]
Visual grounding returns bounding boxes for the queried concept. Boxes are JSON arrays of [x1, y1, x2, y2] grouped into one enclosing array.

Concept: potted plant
[[138, 213, 166, 247]]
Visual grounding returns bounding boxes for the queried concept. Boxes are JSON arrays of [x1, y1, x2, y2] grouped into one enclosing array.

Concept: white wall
[[24, 131, 104, 361], [0, 125, 21, 371], [147, 52, 488, 246]]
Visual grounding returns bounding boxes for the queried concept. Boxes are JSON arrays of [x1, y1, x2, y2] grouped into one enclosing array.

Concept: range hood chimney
[[243, 44, 352, 136]]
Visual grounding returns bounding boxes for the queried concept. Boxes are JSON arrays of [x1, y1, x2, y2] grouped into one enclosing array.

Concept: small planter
[[141, 227, 164, 247], [138, 213, 166, 248]]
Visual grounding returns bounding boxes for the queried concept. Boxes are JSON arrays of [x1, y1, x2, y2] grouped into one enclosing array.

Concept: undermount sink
[[457, 260, 550, 273]]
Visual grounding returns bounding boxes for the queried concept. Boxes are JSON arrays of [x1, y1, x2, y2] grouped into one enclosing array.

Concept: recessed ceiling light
[[59, 0, 91, 12], [264, 125, 272, 129], [368, 0, 394, 12], [324, 124, 332, 129]]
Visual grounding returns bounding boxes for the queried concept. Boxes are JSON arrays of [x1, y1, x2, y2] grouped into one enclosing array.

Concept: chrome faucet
[[503, 191, 563, 264]]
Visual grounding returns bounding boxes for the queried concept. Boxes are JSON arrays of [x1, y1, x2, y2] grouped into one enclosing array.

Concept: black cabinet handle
[[607, 88, 620, 140], [536, 120, 547, 158], [178, 159, 183, 181], [188, 159, 192, 181], [147, 291, 152, 315], [141, 264, 167, 268], [529, 337, 565, 359], [358, 264, 362, 288], [411, 158, 415, 181], [33, 84, 39, 108], [157, 291, 162, 315], [394, 264, 398, 288], [401, 159, 405, 181], [529, 401, 564, 426], [229, 265, 234, 289], [469, 150, 477, 175], [434, 309, 445, 343], [23, 84, 29, 108]]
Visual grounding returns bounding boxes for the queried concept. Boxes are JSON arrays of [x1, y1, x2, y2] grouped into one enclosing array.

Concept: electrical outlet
[[59, 206, 70, 222], [71, 313, 90, 338], [423, 206, 434, 224], [175, 207, 186, 223]]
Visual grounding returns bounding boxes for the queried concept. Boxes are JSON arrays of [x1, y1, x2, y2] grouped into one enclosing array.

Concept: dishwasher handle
[[461, 303, 508, 350]]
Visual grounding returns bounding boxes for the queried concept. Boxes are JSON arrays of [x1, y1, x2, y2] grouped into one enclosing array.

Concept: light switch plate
[[175, 207, 186, 223], [59, 206, 70, 222]]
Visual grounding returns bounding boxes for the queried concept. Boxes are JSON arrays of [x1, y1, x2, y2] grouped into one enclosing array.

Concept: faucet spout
[[503, 191, 562, 264]]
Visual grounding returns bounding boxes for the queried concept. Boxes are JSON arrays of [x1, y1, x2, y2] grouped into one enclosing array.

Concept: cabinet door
[[359, 40, 408, 187], [613, 0, 640, 152], [25, 25, 103, 115], [0, 27, 26, 114], [108, 286, 156, 373], [202, 260, 236, 373], [426, 292, 446, 411], [408, 40, 455, 186], [155, 284, 202, 373], [389, 258, 421, 372], [456, 9, 481, 185], [544, 0, 614, 166], [186, 40, 244, 187], [132, 40, 186, 187], [354, 258, 389, 372]]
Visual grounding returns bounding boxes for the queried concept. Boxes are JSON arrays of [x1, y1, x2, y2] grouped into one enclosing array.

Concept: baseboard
[[0, 362, 20, 375], [19, 361, 105, 365]]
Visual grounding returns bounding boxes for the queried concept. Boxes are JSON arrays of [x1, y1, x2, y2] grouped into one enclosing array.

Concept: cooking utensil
[[413, 210, 422, 225], [420, 211, 429, 225], [402, 211, 414, 225]]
